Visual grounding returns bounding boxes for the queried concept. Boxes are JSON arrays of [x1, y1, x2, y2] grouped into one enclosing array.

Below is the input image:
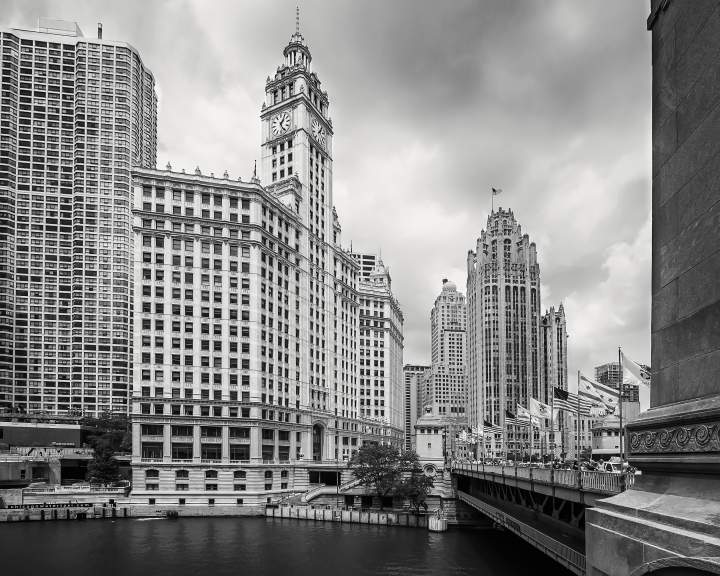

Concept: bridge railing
[[451, 463, 635, 495]]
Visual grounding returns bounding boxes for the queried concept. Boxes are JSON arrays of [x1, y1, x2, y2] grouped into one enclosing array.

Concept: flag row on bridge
[[455, 351, 651, 443]]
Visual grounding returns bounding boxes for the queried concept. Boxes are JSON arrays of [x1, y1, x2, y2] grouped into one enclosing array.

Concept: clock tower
[[260, 10, 333, 225], [259, 11, 353, 461]]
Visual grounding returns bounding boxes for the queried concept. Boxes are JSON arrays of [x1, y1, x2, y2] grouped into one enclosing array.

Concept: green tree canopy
[[348, 444, 433, 508], [83, 412, 129, 484], [86, 438, 120, 485]]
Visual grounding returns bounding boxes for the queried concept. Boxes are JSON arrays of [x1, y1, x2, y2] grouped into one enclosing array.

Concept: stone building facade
[[129, 20, 404, 506], [586, 2, 720, 573], [466, 209, 542, 457], [428, 279, 467, 418]]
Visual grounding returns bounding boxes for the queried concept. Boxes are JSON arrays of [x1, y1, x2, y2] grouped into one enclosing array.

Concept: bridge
[[451, 463, 637, 575]]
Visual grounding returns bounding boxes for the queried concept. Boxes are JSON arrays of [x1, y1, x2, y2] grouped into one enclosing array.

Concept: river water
[[0, 517, 570, 575]]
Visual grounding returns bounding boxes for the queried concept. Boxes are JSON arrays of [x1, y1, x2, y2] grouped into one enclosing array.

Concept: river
[[0, 516, 570, 575]]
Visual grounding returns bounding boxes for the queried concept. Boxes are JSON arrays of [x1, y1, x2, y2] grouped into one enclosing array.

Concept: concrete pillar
[[192, 424, 201, 463], [250, 426, 261, 461], [132, 422, 141, 460], [221, 425, 229, 462], [163, 424, 171, 463], [586, 3, 720, 574]]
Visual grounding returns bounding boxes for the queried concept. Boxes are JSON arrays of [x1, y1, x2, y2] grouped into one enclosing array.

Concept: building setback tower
[[466, 208, 541, 456], [357, 258, 404, 438], [0, 19, 157, 416], [403, 365, 429, 451], [428, 279, 467, 418], [541, 305, 568, 456], [540, 305, 567, 404]]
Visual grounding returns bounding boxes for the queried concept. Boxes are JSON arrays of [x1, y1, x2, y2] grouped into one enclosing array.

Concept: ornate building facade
[[541, 305, 568, 457], [466, 208, 542, 457], [129, 18, 404, 506]]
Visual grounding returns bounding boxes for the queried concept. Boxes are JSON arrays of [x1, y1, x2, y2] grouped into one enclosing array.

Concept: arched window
[[175, 470, 189, 479], [205, 470, 218, 479], [234, 470, 246, 479], [145, 469, 159, 479]]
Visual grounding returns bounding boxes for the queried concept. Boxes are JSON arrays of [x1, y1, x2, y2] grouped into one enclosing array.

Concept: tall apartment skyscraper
[[403, 364, 429, 451], [466, 208, 542, 455], [129, 18, 404, 505], [0, 19, 156, 416], [428, 279, 466, 418], [595, 362, 640, 403]]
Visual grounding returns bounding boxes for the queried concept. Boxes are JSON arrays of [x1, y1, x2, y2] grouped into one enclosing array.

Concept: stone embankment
[[265, 504, 431, 528]]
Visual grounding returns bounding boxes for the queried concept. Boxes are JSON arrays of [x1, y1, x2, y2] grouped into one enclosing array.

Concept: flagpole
[[576, 370, 581, 462], [618, 346, 624, 463]]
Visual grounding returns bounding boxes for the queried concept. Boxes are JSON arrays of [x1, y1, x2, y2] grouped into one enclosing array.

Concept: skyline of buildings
[[0, 16, 647, 469], [1, 16, 409, 505]]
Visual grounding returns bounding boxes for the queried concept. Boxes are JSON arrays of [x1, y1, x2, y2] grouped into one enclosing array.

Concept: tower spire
[[296, 6, 300, 35]]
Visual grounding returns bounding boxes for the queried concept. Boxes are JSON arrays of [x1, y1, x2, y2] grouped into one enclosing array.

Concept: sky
[[6, 0, 653, 390]]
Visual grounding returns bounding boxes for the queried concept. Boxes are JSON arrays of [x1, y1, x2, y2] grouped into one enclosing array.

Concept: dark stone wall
[[650, 0, 720, 407]]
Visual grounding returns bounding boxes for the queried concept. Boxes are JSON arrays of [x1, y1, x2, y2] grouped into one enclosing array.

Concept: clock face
[[271, 111, 291, 136], [311, 118, 326, 147]]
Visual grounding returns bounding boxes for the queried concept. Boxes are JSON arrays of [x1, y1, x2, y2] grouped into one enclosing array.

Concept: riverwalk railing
[[22, 485, 128, 495], [457, 491, 586, 576], [452, 463, 634, 494], [301, 478, 363, 503]]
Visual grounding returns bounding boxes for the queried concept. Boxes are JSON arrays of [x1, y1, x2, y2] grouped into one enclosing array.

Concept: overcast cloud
[[6, 0, 652, 390]]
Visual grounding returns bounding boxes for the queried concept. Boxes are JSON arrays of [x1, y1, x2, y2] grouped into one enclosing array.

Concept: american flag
[[504, 409, 531, 427], [483, 419, 503, 435], [554, 387, 593, 415]]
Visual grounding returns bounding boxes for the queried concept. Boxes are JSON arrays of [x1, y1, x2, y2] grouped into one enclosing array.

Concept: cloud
[[564, 215, 652, 387]]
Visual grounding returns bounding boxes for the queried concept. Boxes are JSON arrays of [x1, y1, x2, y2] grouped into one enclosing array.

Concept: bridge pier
[[585, 3, 720, 575]]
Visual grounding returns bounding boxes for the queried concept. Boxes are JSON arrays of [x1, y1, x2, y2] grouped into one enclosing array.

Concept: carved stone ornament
[[629, 421, 720, 454]]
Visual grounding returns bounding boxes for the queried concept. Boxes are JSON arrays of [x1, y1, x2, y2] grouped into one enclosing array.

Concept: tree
[[396, 468, 434, 513], [82, 412, 131, 454], [348, 444, 432, 509], [86, 438, 120, 485], [83, 412, 130, 484]]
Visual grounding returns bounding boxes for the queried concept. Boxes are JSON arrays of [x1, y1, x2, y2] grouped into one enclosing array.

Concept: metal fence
[[452, 463, 634, 494]]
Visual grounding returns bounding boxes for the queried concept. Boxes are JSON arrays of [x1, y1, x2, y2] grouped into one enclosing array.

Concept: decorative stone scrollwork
[[629, 422, 720, 454]]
